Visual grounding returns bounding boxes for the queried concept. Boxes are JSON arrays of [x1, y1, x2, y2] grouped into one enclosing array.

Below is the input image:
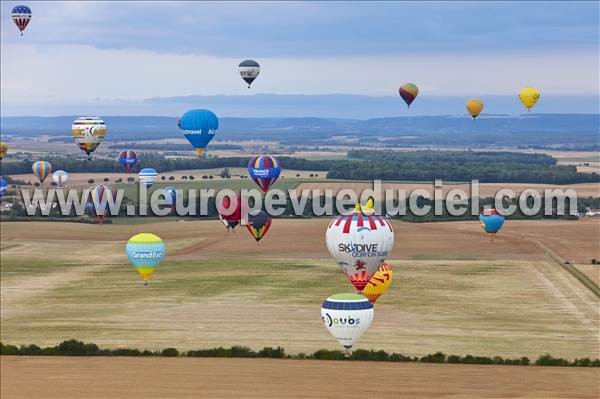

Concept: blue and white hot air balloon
[[12, 5, 31, 36], [138, 168, 158, 188], [178, 110, 218, 158]]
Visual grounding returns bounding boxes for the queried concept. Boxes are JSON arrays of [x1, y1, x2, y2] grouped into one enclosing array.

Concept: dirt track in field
[[1, 357, 598, 399]]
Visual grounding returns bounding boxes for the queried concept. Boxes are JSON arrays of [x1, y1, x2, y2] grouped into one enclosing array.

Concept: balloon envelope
[[12, 5, 31, 36], [399, 83, 419, 108], [0, 142, 8, 159], [138, 168, 158, 188], [72, 117, 106, 157], [326, 208, 395, 291], [52, 170, 68, 187], [248, 155, 281, 192], [119, 150, 138, 172], [466, 99, 484, 119], [217, 195, 248, 230], [246, 210, 272, 242], [239, 59, 260, 88], [479, 208, 505, 236], [89, 184, 114, 223], [321, 293, 374, 351], [126, 233, 165, 283], [361, 263, 393, 303], [32, 161, 52, 183], [519, 87, 540, 111], [0, 178, 7, 198], [178, 110, 218, 157]]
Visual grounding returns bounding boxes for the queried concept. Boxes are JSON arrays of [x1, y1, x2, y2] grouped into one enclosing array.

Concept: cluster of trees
[[327, 150, 599, 184], [2, 340, 598, 367]]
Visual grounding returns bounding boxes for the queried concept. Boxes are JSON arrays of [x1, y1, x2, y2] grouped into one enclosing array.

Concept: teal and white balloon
[[321, 293, 374, 354]]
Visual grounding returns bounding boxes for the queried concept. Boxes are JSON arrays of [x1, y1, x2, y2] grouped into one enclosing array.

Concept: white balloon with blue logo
[[321, 293, 374, 354]]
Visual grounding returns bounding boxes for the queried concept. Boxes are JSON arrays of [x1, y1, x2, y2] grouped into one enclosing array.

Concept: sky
[[1, 1, 598, 117]]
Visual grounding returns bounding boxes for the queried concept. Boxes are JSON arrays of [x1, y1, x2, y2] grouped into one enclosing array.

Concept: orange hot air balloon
[[361, 263, 393, 303], [466, 99, 484, 119]]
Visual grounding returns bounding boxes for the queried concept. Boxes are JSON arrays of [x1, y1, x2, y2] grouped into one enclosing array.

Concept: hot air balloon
[[163, 186, 177, 214], [238, 60, 260, 88], [217, 194, 248, 230], [89, 184, 114, 224], [118, 150, 138, 172], [138, 168, 158, 188], [519, 87, 540, 111], [52, 170, 68, 188], [248, 155, 281, 192], [479, 208, 505, 241], [466, 99, 484, 119], [399, 83, 419, 108], [326, 203, 395, 292], [12, 5, 31, 36], [246, 210, 272, 242], [0, 142, 8, 160], [32, 161, 51, 183], [0, 178, 7, 199], [72, 117, 106, 158], [178, 109, 218, 157], [126, 233, 165, 285], [321, 293, 374, 354], [361, 263, 393, 303]]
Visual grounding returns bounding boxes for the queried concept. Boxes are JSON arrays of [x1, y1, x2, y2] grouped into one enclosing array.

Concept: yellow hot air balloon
[[518, 87, 540, 111], [362, 263, 393, 303], [466, 99, 484, 119], [0, 141, 7, 160]]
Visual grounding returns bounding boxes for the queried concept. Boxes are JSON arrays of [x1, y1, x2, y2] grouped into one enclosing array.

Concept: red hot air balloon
[[217, 194, 248, 230]]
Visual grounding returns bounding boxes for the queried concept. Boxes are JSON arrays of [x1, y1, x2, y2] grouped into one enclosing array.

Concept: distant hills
[[1, 113, 598, 149]]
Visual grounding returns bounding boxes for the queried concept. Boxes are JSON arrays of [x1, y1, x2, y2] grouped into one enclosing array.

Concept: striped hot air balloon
[[399, 83, 419, 108], [138, 168, 158, 188], [326, 204, 395, 292], [72, 117, 106, 158], [32, 161, 52, 183], [246, 210, 272, 242], [248, 155, 281, 192], [12, 5, 31, 36], [321, 293, 374, 354], [361, 263, 393, 303]]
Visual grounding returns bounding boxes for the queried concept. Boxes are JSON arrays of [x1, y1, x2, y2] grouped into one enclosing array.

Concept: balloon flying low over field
[[217, 195, 248, 230], [0, 178, 7, 198], [32, 161, 51, 183], [0, 142, 8, 160], [71, 117, 106, 158], [246, 210, 272, 242], [138, 168, 158, 188], [479, 208, 505, 241], [126, 233, 165, 285], [238, 59, 261, 88], [178, 109, 219, 157], [119, 150, 138, 172], [361, 263, 393, 303], [321, 293, 374, 354], [248, 155, 281, 192], [326, 203, 395, 291]]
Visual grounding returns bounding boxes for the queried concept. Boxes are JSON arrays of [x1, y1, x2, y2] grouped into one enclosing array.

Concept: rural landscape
[[1, 1, 599, 398]]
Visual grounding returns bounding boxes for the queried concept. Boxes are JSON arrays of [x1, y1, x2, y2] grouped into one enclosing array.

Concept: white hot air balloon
[[52, 170, 68, 187], [326, 204, 394, 291], [238, 59, 260, 88], [321, 293, 374, 354]]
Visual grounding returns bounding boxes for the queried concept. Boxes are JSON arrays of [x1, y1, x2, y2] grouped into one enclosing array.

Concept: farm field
[[1, 218, 598, 359], [2, 357, 598, 399]]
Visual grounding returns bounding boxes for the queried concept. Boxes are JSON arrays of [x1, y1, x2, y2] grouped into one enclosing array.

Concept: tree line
[[1, 340, 597, 367]]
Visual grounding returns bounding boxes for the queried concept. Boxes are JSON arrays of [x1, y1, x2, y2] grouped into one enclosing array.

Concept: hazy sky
[[1, 1, 598, 116]]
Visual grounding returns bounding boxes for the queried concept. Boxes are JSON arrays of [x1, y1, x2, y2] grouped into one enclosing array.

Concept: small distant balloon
[[118, 150, 138, 172], [466, 99, 484, 119], [163, 186, 177, 214], [0, 142, 8, 160], [126, 233, 165, 285], [248, 155, 281, 192], [0, 178, 7, 199], [238, 59, 260, 88], [89, 184, 114, 224], [518, 87, 540, 111], [178, 109, 219, 157], [52, 170, 68, 187], [138, 168, 158, 188], [479, 208, 505, 241], [399, 83, 419, 108], [32, 161, 51, 183], [72, 117, 106, 158], [12, 5, 31, 36], [246, 210, 272, 242]]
